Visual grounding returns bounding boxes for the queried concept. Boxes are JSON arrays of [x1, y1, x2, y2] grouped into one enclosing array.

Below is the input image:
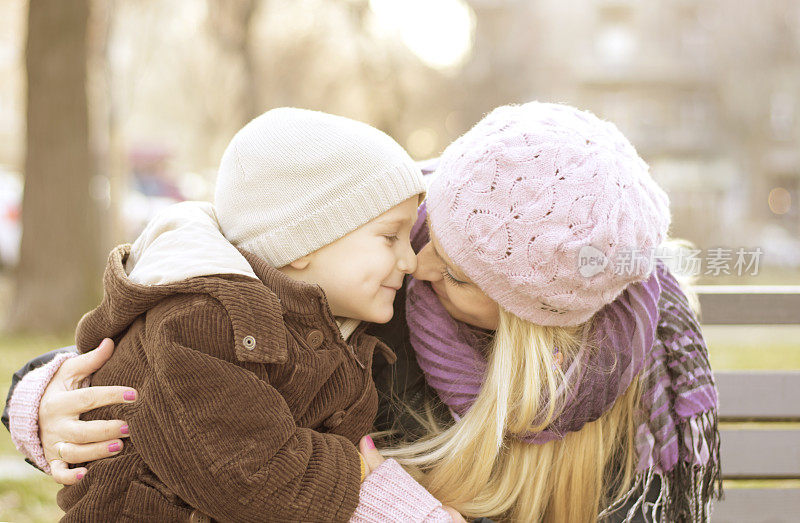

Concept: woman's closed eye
[[442, 267, 468, 286]]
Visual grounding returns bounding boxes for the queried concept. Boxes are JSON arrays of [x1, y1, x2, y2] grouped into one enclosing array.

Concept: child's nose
[[411, 243, 442, 282], [397, 241, 418, 274]]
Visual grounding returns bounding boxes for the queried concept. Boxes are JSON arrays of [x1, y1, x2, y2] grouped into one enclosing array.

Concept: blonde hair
[[381, 307, 642, 522], [380, 238, 699, 521]]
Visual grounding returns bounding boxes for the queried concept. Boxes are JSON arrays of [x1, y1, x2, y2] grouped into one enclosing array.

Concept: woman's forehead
[[426, 218, 472, 281]]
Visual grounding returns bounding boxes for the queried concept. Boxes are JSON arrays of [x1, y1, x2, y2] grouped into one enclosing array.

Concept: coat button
[[306, 330, 324, 349], [324, 410, 346, 429], [190, 509, 212, 523], [243, 335, 256, 350]]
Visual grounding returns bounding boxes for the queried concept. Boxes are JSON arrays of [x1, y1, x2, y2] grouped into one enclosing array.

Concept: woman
[[5, 102, 721, 521]]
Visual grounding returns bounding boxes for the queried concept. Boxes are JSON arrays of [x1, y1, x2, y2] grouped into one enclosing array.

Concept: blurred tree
[[7, 0, 106, 333], [90, 0, 125, 245], [206, 0, 261, 125]]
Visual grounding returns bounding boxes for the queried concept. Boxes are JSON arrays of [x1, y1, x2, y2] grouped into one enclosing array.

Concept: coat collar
[[97, 245, 286, 363], [97, 245, 350, 366], [237, 248, 348, 360]]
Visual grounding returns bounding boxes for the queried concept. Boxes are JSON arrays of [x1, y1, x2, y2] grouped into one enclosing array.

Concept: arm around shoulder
[[3, 346, 79, 432], [5, 350, 78, 472]]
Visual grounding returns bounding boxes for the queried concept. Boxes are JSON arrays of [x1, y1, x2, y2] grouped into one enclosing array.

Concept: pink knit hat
[[427, 102, 671, 326]]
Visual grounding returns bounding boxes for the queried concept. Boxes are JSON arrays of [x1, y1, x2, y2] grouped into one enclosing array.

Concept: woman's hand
[[358, 435, 382, 476], [357, 435, 467, 523], [39, 339, 138, 485]]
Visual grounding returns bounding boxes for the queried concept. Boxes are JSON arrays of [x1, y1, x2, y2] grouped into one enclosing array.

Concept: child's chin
[[365, 307, 394, 324]]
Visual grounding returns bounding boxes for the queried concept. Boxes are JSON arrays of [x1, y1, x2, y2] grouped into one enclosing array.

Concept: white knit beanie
[[214, 108, 426, 267]]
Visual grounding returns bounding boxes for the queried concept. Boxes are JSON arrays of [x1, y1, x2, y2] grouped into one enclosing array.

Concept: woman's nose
[[412, 243, 443, 282]]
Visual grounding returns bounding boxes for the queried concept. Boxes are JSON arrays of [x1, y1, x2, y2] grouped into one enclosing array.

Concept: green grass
[[0, 478, 61, 522], [0, 333, 71, 523], [704, 325, 800, 370]]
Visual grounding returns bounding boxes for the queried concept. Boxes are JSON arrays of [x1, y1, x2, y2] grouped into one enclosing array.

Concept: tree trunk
[[7, 0, 105, 333], [207, 0, 260, 125]]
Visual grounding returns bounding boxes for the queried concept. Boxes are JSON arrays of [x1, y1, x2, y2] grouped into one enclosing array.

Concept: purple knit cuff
[[8, 352, 77, 474], [350, 458, 451, 523]]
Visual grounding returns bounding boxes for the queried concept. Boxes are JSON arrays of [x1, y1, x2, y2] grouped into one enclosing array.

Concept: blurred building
[[463, 0, 800, 257], [1, 0, 798, 269]]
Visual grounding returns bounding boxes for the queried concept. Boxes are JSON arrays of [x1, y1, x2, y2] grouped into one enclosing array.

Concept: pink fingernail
[[365, 435, 375, 450], [120, 425, 129, 435], [123, 390, 136, 402], [108, 442, 121, 452], [76, 472, 84, 480]]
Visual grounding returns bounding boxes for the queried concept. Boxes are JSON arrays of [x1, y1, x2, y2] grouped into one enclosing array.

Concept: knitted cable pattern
[[428, 102, 671, 326]]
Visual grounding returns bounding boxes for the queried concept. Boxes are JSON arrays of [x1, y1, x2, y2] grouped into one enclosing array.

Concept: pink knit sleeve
[[8, 352, 77, 473], [350, 458, 452, 523]]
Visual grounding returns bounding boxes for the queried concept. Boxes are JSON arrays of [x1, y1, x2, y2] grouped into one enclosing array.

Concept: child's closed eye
[[383, 234, 399, 244]]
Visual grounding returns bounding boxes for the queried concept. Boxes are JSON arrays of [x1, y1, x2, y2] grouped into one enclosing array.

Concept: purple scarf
[[405, 206, 721, 521]]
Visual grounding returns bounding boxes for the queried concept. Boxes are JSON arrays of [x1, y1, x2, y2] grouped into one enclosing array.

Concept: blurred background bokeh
[[1, 0, 799, 520]]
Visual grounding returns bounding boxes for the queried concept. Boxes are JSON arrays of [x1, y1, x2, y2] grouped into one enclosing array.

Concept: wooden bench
[[695, 286, 800, 522]]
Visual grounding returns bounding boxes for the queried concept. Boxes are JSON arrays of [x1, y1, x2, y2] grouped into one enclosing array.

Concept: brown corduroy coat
[[58, 245, 387, 522]]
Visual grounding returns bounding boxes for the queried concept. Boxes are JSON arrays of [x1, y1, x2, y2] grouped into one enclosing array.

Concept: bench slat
[[717, 371, 800, 419], [696, 286, 800, 324], [721, 429, 800, 478], [687, 288, 799, 510], [713, 488, 800, 522]]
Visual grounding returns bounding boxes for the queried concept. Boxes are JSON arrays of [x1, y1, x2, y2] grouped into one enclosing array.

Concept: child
[[57, 108, 434, 521]]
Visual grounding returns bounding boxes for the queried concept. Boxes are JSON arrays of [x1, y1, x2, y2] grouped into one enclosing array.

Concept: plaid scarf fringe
[[600, 409, 722, 522]]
